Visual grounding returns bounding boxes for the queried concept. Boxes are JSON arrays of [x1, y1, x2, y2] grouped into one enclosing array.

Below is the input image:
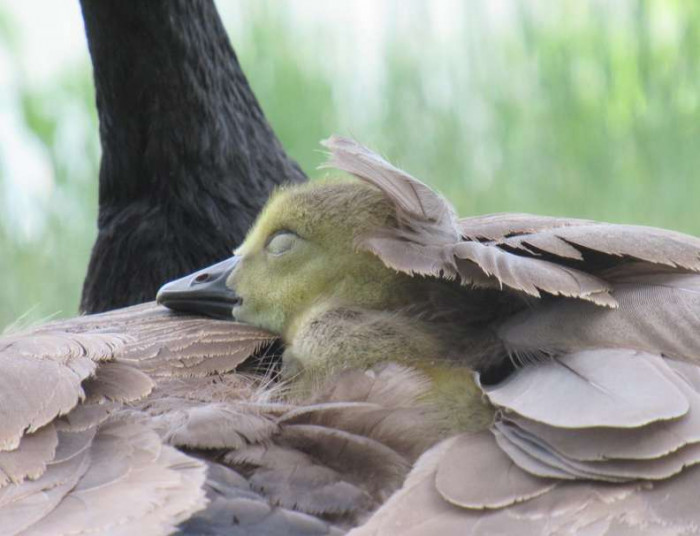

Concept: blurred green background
[[1, 0, 699, 329]]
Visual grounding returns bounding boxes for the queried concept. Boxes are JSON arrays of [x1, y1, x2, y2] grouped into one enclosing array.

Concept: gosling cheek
[[231, 303, 244, 322], [231, 302, 261, 325]]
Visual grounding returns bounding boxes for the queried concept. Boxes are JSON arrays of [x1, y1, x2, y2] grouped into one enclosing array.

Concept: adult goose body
[[3, 137, 700, 535]]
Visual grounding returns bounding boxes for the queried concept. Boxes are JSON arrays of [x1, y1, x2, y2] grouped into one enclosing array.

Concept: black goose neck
[[79, 0, 306, 314], [79, 0, 305, 209]]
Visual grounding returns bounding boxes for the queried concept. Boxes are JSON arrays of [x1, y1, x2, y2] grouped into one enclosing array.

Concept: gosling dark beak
[[156, 256, 241, 320]]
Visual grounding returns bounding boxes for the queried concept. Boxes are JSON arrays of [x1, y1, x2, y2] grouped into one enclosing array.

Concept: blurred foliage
[[0, 63, 99, 331], [2, 0, 700, 328]]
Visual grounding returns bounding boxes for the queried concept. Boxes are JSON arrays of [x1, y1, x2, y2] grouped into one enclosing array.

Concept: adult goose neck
[[79, 0, 306, 313]]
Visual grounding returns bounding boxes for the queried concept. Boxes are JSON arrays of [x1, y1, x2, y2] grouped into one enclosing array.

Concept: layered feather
[[320, 137, 700, 534], [4, 136, 700, 534], [324, 137, 700, 309], [0, 303, 276, 535], [0, 304, 441, 535]]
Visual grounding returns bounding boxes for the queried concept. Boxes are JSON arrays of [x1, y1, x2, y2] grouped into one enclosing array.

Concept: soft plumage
[[320, 137, 700, 535], [0, 304, 439, 535], [4, 136, 700, 534]]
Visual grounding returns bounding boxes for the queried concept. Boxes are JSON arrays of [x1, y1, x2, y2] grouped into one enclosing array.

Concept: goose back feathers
[[4, 137, 700, 534]]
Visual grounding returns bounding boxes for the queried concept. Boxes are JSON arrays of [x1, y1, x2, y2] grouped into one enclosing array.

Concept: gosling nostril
[[194, 273, 211, 284]]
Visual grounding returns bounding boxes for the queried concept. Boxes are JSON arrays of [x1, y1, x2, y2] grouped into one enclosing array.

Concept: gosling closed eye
[[266, 231, 299, 256]]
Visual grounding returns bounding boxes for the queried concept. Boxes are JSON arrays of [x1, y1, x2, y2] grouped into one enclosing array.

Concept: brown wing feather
[[0, 302, 276, 534], [324, 138, 621, 304], [325, 139, 700, 309], [0, 342, 98, 450], [503, 222, 700, 272], [460, 213, 700, 273], [357, 226, 618, 305], [2, 302, 426, 533], [354, 427, 700, 535], [346, 437, 476, 536], [458, 213, 591, 241], [321, 136, 457, 231], [435, 432, 556, 509], [502, 361, 700, 462], [0, 302, 275, 450], [499, 272, 700, 362], [0, 425, 58, 488], [321, 137, 700, 534], [18, 420, 207, 536], [116, 315, 273, 377]]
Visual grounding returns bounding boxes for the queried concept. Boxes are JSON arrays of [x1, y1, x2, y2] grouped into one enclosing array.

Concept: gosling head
[[158, 178, 428, 339], [157, 137, 497, 433]]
